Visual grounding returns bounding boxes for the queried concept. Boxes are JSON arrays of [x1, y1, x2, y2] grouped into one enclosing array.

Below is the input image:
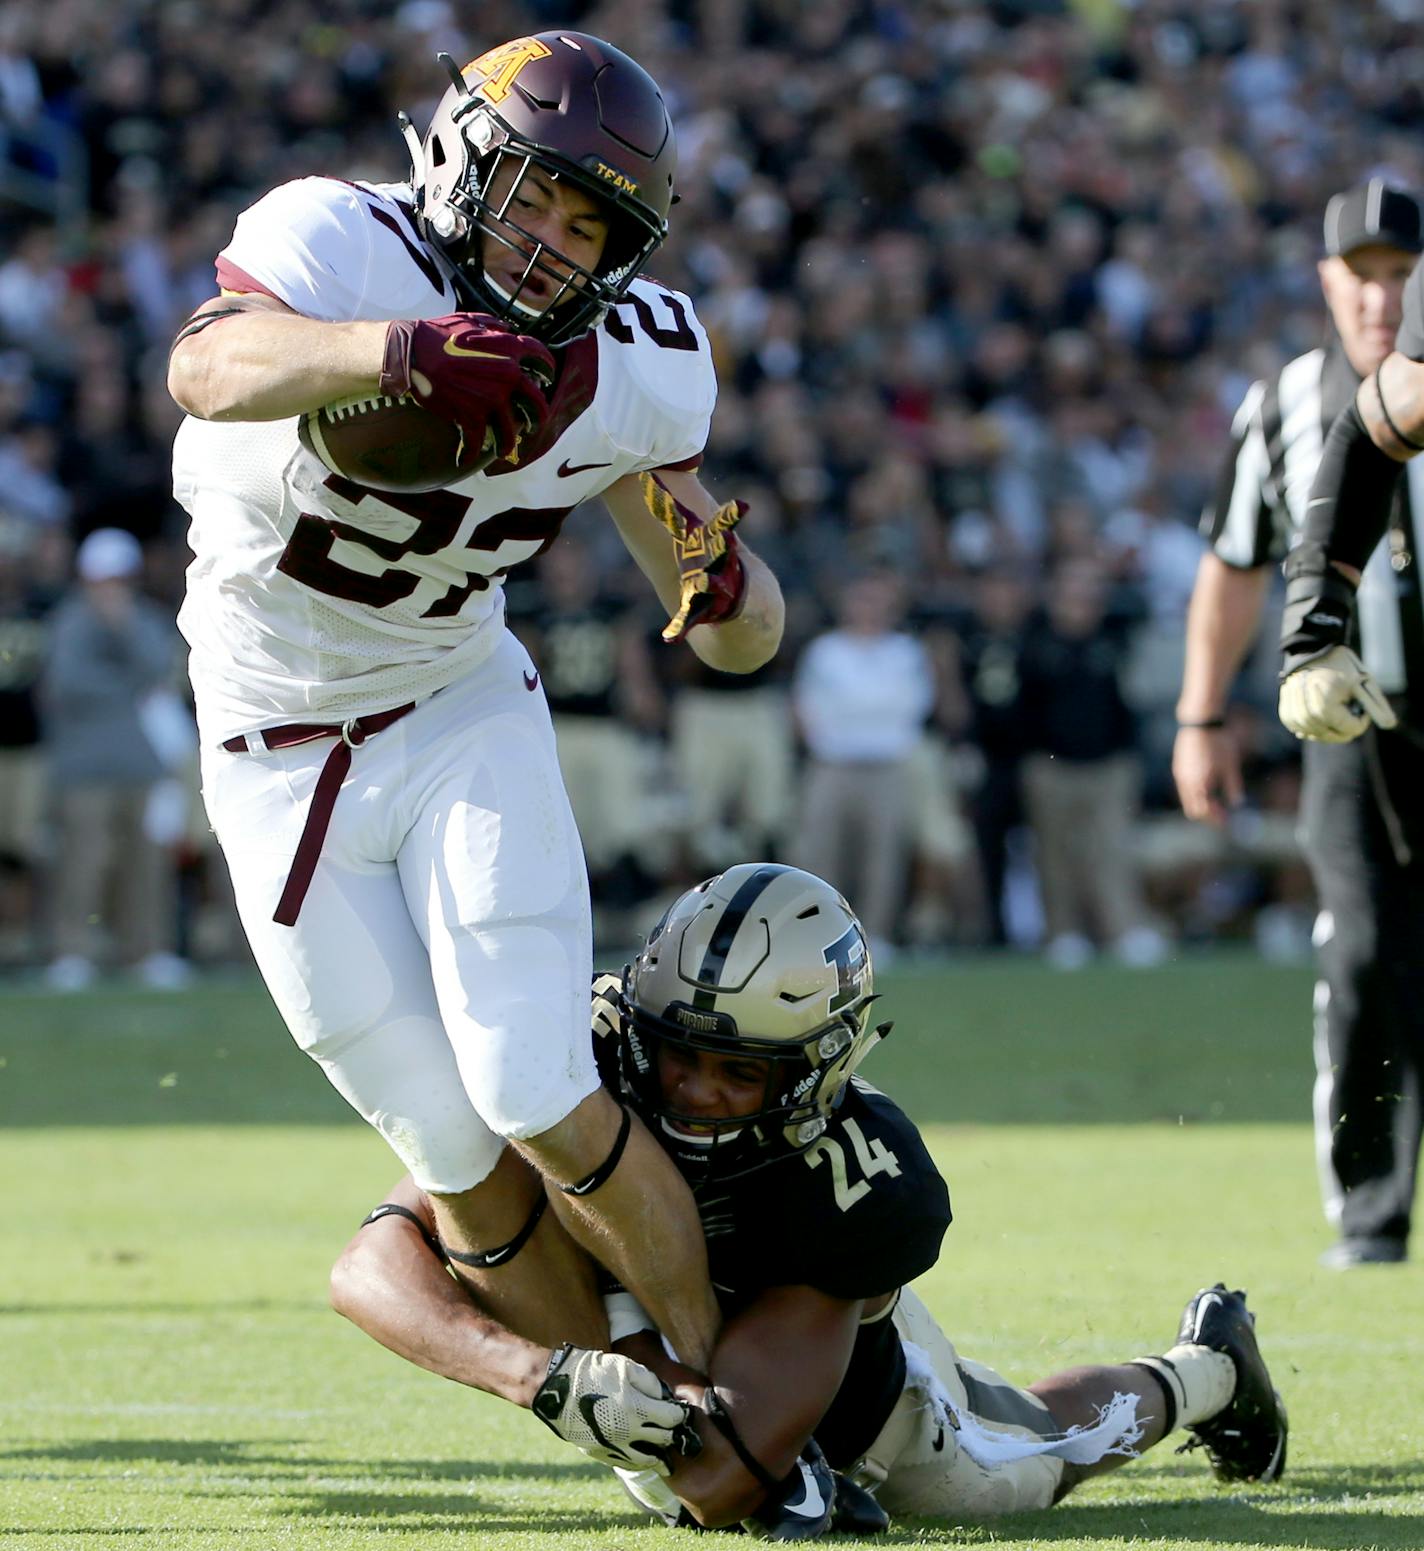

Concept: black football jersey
[[593, 1001, 953, 1468], [692, 1077, 951, 1465]]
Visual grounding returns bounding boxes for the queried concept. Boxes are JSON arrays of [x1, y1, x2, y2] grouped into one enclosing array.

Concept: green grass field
[[1, 955, 1419, 1550]]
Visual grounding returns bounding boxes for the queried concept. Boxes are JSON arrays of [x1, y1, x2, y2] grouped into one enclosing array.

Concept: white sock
[[1135, 1344, 1236, 1429]]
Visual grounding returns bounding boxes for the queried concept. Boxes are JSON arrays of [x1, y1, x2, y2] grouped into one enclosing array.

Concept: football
[[298, 393, 493, 492]]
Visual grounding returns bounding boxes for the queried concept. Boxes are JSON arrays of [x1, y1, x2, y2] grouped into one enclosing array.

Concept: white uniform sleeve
[[217, 177, 374, 323], [601, 281, 717, 471]]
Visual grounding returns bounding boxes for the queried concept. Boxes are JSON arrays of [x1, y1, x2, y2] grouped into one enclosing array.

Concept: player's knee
[[515, 1085, 621, 1181]]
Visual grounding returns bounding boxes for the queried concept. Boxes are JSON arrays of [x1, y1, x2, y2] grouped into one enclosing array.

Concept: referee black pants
[[1301, 731, 1424, 1250]]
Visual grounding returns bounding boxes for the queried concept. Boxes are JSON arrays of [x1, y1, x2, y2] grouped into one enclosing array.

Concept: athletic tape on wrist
[[605, 1289, 657, 1344]]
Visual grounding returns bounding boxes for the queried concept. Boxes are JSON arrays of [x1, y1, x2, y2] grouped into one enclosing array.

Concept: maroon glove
[[380, 313, 555, 468]]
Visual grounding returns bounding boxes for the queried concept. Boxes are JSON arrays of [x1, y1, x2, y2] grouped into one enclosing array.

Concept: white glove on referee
[[1278, 644, 1398, 743], [531, 1344, 697, 1476]]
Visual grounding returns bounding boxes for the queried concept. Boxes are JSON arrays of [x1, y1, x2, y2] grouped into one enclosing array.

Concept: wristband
[[1177, 717, 1226, 730]]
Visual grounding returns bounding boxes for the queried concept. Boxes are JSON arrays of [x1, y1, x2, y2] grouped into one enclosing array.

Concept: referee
[[1174, 181, 1423, 1269]]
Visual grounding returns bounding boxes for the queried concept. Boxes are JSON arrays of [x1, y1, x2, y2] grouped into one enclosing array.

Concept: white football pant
[[200, 630, 598, 1192]]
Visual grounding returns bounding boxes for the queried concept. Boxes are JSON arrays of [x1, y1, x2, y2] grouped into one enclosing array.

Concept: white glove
[[531, 1344, 697, 1476], [1278, 645, 1398, 743]]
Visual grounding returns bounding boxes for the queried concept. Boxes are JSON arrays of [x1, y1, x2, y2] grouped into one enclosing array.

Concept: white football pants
[[200, 630, 598, 1192]]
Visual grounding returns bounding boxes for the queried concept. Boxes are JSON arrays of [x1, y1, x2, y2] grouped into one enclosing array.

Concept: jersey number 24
[[805, 1119, 901, 1212]]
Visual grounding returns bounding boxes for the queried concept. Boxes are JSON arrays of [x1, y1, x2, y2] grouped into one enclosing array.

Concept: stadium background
[[2, 8, 1423, 1547], [2, 0, 1423, 979]]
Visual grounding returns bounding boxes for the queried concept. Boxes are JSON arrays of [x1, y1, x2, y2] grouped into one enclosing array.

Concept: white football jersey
[[173, 177, 716, 743]]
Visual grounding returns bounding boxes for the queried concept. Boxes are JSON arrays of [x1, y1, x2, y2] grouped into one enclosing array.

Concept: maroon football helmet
[[403, 32, 677, 347]]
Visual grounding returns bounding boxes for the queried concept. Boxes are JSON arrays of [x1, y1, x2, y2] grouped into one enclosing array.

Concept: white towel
[[903, 1340, 1145, 1469]]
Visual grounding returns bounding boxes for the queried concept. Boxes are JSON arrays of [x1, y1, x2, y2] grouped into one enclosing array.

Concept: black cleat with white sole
[[1177, 1283, 1288, 1483]]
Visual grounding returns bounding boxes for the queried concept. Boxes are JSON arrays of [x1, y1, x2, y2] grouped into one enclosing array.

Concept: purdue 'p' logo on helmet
[[620, 864, 888, 1181]]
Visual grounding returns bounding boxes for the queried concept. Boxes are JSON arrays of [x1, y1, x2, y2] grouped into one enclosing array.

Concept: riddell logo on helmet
[[593, 161, 639, 196]]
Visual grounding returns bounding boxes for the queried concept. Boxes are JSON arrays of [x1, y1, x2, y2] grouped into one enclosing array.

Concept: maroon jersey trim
[[215, 257, 280, 299]]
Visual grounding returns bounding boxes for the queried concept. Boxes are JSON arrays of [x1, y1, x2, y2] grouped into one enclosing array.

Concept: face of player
[[655, 1041, 777, 1134], [1318, 245, 1416, 378], [479, 156, 610, 316]]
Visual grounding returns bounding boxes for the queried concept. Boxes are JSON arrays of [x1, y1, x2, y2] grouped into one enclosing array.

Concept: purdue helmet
[[620, 864, 890, 1182], [403, 32, 676, 347]]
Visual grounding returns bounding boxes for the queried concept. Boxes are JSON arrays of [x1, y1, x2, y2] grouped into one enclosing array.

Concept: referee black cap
[[1324, 179, 1424, 257]]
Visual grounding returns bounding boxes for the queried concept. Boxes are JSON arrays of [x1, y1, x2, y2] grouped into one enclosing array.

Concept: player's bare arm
[[1173, 555, 1271, 825], [167, 294, 389, 422], [329, 1175, 550, 1406], [332, 1175, 698, 1475], [170, 295, 554, 468], [620, 1284, 868, 1527], [602, 469, 784, 673]]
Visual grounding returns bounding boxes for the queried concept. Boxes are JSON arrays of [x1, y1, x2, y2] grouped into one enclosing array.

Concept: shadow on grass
[[0, 1437, 653, 1538], [0, 1438, 598, 1482], [877, 1460, 1424, 1548], [9, 1440, 1421, 1547]]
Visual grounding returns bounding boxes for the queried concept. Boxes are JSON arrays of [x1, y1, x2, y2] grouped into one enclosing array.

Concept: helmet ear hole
[[430, 137, 447, 168]]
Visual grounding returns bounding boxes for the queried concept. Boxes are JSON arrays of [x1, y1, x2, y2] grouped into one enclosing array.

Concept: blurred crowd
[[5, 0, 1421, 983]]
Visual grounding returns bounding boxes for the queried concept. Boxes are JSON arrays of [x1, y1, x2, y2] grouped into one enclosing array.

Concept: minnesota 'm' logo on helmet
[[619, 864, 890, 1182], [404, 31, 677, 348]]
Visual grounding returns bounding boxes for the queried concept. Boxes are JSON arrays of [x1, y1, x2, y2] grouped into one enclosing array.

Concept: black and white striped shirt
[[1204, 341, 1424, 703]]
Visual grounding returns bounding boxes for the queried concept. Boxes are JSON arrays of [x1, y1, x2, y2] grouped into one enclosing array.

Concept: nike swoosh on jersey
[[524, 670, 540, 692], [558, 459, 613, 476]]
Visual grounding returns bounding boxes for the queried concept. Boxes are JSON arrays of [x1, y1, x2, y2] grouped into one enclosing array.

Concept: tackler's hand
[[532, 1344, 702, 1476], [380, 312, 555, 467], [640, 472, 748, 642]]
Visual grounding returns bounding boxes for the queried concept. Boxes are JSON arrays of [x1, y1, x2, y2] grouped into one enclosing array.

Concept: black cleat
[[832, 1473, 889, 1535], [1176, 1283, 1288, 1483]]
